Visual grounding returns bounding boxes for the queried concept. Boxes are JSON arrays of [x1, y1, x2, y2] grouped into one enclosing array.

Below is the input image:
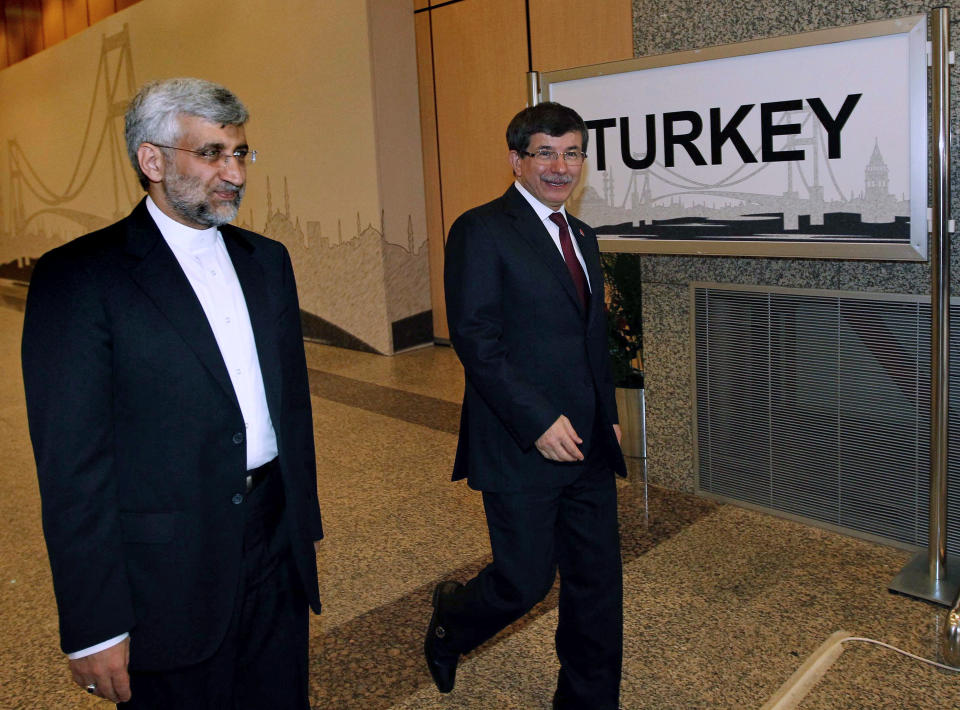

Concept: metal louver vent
[[694, 285, 960, 551]]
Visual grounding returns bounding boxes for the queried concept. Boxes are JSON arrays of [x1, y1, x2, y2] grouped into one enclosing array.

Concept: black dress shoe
[[424, 580, 462, 693]]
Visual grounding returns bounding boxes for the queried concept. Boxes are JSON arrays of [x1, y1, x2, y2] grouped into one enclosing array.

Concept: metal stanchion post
[[890, 6, 960, 606]]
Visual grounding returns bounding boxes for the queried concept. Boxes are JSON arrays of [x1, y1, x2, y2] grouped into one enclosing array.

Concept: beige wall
[[368, 0, 431, 327], [0, 0, 431, 354]]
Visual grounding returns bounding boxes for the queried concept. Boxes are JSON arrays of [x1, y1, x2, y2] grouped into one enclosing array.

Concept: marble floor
[[1, 297, 959, 709]]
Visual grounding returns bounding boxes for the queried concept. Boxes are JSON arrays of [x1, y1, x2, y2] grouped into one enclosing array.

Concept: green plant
[[602, 252, 644, 388]]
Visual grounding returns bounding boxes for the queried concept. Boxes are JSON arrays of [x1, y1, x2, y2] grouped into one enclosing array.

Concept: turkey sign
[[541, 15, 928, 260]]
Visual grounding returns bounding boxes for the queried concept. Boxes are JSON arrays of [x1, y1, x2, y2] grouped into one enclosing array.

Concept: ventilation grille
[[695, 286, 960, 551]]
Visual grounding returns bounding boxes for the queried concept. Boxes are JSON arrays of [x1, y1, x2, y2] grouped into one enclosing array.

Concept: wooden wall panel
[[0, 5, 8, 68], [4, 1, 26, 64], [41, 0, 66, 48], [86, 0, 113, 24], [22, 0, 42, 54], [1, 0, 139, 67], [414, 0, 636, 341], [414, 11, 447, 339], [529, 0, 633, 73], [431, 0, 527, 235], [62, 0, 87, 37]]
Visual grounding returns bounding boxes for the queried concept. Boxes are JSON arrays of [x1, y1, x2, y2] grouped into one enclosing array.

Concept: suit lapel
[[502, 186, 586, 318], [223, 228, 282, 421], [123, 201, 240, 408]]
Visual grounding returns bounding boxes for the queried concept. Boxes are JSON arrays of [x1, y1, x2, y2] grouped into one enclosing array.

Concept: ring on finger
[[85, 682, 97, 694]]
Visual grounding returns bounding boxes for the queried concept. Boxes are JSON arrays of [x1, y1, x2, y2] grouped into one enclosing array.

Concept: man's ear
[[508, 150, 522, 178], [137, 143, 166, 184]]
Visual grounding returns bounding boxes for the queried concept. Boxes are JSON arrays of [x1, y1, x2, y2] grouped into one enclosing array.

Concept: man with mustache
[[22, 78, 323, 709], [424, 102, 626, 709]]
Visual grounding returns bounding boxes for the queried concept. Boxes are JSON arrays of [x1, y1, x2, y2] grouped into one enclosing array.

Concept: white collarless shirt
[[513, 180, 592, 292], [145, 196, 278, 470]]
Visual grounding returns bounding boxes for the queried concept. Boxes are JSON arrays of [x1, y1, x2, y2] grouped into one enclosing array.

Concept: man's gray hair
[[125, 77, 249, 189]]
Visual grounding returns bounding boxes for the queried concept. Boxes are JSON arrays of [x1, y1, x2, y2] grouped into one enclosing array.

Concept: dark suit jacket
[[21, 199, 323, 671], [444, 185, 627, 492]]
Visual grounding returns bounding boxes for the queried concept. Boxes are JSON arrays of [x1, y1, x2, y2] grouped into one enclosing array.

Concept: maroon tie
[[549, 211, 587, 308]]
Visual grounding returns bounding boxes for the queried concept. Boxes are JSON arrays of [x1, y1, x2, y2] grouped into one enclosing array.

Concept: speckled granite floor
[[2, 300, 958, 708]]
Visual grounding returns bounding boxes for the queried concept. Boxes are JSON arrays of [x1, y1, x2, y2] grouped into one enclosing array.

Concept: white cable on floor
[[761, 629, 960, 710], [840, 636, 960, 673]]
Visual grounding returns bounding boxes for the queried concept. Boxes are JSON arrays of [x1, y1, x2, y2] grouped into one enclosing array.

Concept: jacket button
[[232, 493, 244, 505], [232, 432, 244, 445]]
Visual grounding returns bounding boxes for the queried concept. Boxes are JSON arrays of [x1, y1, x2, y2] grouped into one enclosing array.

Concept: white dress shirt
[[68, 198, 278, 660], [513, 180, 592, 292]]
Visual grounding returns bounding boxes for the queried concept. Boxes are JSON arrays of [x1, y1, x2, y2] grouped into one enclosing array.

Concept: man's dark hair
[[506, 102, 588, 154]]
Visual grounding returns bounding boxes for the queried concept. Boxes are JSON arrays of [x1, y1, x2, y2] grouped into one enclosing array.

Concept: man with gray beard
[[22, 78, 323, 708]]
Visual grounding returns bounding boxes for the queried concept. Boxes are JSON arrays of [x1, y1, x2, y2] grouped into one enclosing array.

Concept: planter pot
[[615, 386, 646, 459]]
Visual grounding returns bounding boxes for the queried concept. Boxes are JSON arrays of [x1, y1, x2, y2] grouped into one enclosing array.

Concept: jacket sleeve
[[581, 222, 620, 427], [277, 246, 323, 541], [21, 250, 135, 654], [444, 211, 559, 450]]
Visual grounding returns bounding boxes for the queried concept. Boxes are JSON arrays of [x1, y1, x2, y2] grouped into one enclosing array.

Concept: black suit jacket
[[21, 200, 323, 671], [444, 185, 627, 492]]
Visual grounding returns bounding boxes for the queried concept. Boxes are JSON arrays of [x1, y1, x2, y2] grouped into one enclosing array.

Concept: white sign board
[[542, 15, 928, 260]]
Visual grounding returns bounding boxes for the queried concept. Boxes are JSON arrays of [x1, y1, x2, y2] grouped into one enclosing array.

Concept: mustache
[[214, 183, 245, 205], [541, 174, 573, 184]]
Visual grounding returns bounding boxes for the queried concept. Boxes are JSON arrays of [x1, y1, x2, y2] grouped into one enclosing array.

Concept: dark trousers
[[119, 467, 310, 710], [444, 441, 623, 709]]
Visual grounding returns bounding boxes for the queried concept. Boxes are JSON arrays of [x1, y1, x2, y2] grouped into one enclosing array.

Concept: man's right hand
[[69, 637, 131, 703], [535, 415, 584, 462]]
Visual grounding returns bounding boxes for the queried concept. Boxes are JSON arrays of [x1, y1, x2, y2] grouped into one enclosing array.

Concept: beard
[[162, 169, 244, 228]]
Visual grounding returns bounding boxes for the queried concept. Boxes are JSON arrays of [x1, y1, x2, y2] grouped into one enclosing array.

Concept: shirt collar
[[514, 180, 568, 224], [145, 195, 219, 252]]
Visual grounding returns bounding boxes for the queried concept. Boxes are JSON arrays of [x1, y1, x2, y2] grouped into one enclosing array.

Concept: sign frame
[[538, 15, 929, 260]]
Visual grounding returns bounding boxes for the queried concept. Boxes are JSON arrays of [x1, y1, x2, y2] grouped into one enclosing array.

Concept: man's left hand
[[69, 637, 131, 703], [613, 424, 622, 445], [535, 415, 584, 462]]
